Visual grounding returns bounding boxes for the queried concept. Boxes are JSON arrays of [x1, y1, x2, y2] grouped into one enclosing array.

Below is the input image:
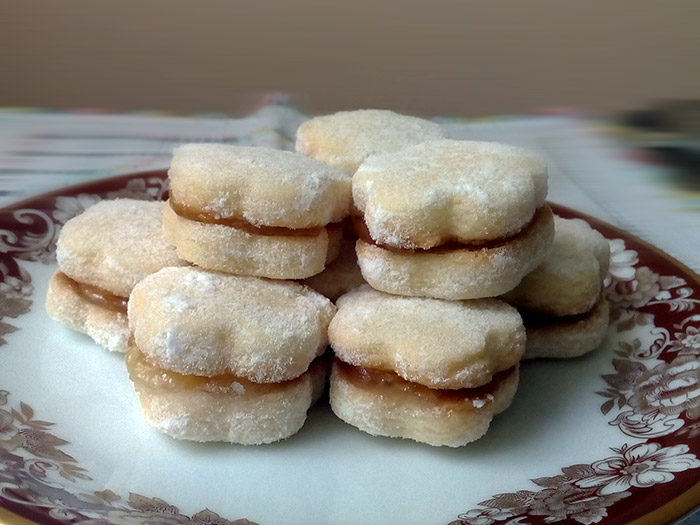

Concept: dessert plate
[[1, 171, 700, 525]]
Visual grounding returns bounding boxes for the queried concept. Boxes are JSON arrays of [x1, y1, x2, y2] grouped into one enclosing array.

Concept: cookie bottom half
[[523, 296, 610, 360], [127, 345, 329, 445], [329, 359, 518, 447]]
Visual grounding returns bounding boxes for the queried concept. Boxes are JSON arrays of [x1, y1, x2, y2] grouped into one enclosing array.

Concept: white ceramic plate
[[1, 171, 700, 525]]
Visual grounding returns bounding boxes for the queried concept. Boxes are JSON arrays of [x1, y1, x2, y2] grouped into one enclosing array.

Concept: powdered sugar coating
[[168, 144, 351, 228], [503, 216, 611, 316], [295, 109, 448, 174], [353, 140, 548, 249], [356, 205, 554, 300], [56, 199, 184, 297], [128, 267, 336, 382], [329, 285, 525, 389]]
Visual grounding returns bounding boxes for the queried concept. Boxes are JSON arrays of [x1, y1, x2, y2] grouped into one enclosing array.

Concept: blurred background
[[2, 0, 698, 118]]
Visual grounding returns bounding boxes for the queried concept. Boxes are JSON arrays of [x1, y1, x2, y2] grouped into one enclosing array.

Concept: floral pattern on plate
[[1, 171, 700, 525], [0, 390, 255, 525], [454, 211, 700, 524]]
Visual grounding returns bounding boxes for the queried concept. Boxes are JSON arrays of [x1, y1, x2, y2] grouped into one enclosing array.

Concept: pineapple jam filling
[[61, 272, 128, 314], [169, 198, 342, 238], [334, 358, 516, 406], [353, 206, 547, 253]]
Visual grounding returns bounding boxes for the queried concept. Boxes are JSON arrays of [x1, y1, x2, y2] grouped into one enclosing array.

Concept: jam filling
[[353, 207, 546, 253], [62, 272, 128, 314], [170, 198, 342, 238], [335, 358, 515, 405], [126, 344, 326, 394], [519, 294, 603, 329], [519, 308, 591, 329]]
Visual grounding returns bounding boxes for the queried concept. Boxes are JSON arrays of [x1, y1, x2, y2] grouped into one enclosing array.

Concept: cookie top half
[[128, 267, 336, 383], [295, 109, 448, 174], [56, 199, 184, 297], [353, 140, 548, 249], [168, 144, 351, 229], [329, 285, 525, 389]]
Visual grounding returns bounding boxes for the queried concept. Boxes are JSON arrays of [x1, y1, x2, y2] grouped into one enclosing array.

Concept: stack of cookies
[[296, 110, 558, 447], [48, 143, 352, 445], [124, 144, 353, 444], [47, 108, 611, 448]]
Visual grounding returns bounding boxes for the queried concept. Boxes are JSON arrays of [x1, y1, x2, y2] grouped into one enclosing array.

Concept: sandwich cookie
[[46, 199, 184, 353], [328, 285, 524, 447], [503, 216, 611, 359], [127, 267, 336, 444], [353, 140, 555, 300], [295, 109, 449, 174], [163, 144, 351, 279], [521, 297, 610, 360]]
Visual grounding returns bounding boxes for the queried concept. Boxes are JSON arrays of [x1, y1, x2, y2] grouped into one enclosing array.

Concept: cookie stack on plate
[[125, 144, 353, 445], [47, 108, 612, 449], [296, 110, 557, 447]]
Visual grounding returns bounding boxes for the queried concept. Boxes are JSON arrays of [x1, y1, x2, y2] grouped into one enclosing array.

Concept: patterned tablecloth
[[0, 100, 699, 525]]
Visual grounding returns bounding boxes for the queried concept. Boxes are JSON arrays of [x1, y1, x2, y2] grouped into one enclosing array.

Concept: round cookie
[[329, 359, 519, 447], [45, 199, 184, 353], [128, 267, 336, 382], [295, 109, 448, 174], [329, 285, 525, 389], [522, 296, 610, 360], [356, 205, 555, 300], [165, 143, 352, 279], [127, 344, 329, 444], [503, 216, 610, 316]]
